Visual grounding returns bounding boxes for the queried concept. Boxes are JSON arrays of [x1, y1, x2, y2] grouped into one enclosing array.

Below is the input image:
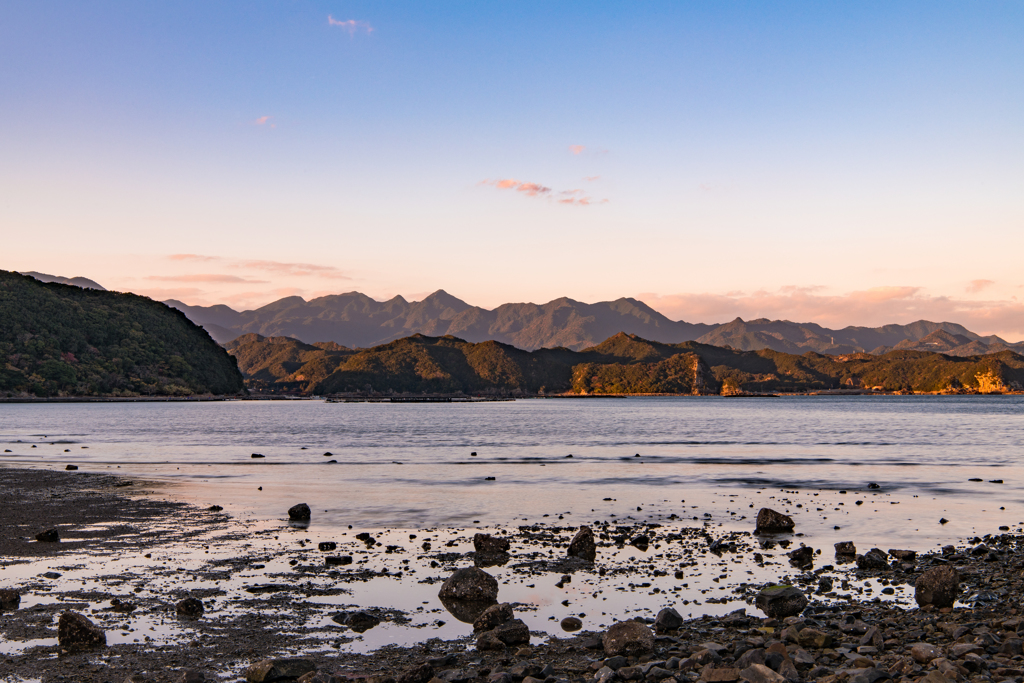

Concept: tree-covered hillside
[[228, 330, 1024, 396], [0, 271, 245, 397]]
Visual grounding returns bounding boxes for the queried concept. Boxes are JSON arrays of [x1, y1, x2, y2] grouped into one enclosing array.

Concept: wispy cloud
[[163, 255, 351, 280], [481, 178, 607, 207], [967, 279, 995, 294], [328, 16, 373, 35], [146, 274, 269, 284], [569, 145, 585, 155], [253, 116, 272, 126], [640, 286, 1024, 340], [584, 175, 600, 182]]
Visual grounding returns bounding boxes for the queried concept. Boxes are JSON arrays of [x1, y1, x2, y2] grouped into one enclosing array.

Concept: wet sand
[[2, 466, 1024, 683]]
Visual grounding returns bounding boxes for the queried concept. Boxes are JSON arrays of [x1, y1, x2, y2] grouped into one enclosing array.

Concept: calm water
[[1, 396, 1023, 549]]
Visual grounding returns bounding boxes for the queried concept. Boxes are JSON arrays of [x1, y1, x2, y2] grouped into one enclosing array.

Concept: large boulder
[[0, 588, 19, 610], [36, 529, 60, 543], [439, 597, 494, 623], [473, 603, 514, 631], [287, 504, 311, 522], [57, 611, 106, 651], [489, 618, 530, 646], [246, 658, 317, 683], [602, 621, 654, 656], [654, 606, 683, 633], [474, 533, 510, 554], [438, 567, 499, 602], [567, 525, 597, 561], [915, 566, 960, 608], [834, 541, 856, 556], [754, 508, 794, 534], [754, 585, 807, 620]]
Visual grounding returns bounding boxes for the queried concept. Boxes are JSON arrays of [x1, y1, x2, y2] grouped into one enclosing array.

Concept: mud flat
[[1, 466, 1022, 683]]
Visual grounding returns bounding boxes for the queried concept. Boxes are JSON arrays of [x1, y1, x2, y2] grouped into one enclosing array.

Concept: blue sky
[[3, 2, 1023, 336]]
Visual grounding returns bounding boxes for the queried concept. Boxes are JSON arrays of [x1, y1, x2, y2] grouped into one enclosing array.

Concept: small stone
[[560, 616, 583, 632], [910, 643, 941, 663], [739, 663, 787, 683], [755, 585, 807, 620], [0, 588, 20, 610], [704, 669, 741, 682], [297, 673, 347, 683], [797, 628, 832, 649], [834, 541, 856, 555], [65, 464, 78, 470], [437, 567, 499, 602], [787, 546, 813, 568], [288, 503, 311, 521], [754, 508, 794, 534], [602, 621, 654, 657], [888, 549, 916, 561], [473, 603, 514, 631], [318, 542, 337, 551], [654, 606, 683, 633], [489, 618, 530, 646], [340, 611, 381, 633], [57, 611, 106, 651], [856, 548, 889, 570], [175, 597, 204, 618], [246, 659, 317, 683], [397, 664, 435, 683], [567, 525, 597, 561], [325, 556, 353, 566], [473, 533, 510, 554], [176, 671, 205, 683], [915, 566, 960, 608], [36, 529, 60, 543]]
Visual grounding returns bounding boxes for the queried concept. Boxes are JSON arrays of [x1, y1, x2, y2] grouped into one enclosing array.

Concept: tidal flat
[[3, 466, 1024, 683]]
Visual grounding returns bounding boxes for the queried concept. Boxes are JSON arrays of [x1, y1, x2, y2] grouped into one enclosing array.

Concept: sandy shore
[[2, 466, 1022, 683]]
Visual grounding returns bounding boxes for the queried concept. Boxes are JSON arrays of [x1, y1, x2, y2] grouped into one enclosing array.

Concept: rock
[[439, 597, 494, 623], [287, 503, 311, 521], [754, 585, 807, 620], [36, 529, 59, 543], [999, 638, 1023, 656], [297, 674, 347, 683], [835, 541, 856, 555], [739, 663, 787, 683], [910, 643, 941, 663], [318, 542, 336, 551], [476, 631, 506, 651], [473, 533, 510, 554], [325, 556, 353, 566], [754, 508, 794, 534], [397, 665, 435, 683], [888, 549, 916, 561], [246, 658, 317, 683], [57, 611, 106, 651], [915, 566, 960, 608], [567, 525, 597, 561], [949, 643, 984, 658], [602, 621, 655, 657], [176, 597, 204, 618], [561, 616, 583, 631], [654, 606, 683, 633], [787, 546, 813, 568], [630, 535, 650, 551], [176, 672, 206, 683], [342, 611, 381, 633], [473, 603, 513, 631], [65, 464, 78, 470], [0, 588, 20, 610], [438, 567, 499, 602], [797, 628, 832, 649], [856, 548, 889, 569], [487, 618, 530, 646], [918, 672, 953, 683]]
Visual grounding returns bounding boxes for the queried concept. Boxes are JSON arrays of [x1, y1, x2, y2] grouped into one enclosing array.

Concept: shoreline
[[2, 466, 1024, 683]]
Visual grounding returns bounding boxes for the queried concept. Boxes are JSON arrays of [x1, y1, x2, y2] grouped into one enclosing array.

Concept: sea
[[1, 395, 1022, 551]]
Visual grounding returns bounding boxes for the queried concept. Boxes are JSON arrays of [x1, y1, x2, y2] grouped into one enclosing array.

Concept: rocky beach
[[3, 466, 1024, 683]]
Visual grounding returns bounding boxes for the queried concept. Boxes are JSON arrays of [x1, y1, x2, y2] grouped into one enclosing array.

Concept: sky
[[2, 2, 1023, 338]]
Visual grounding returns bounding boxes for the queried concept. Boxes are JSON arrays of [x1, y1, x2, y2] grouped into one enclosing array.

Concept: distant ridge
[[166, 289, 1024, 356], [20, 271, 106, 291]]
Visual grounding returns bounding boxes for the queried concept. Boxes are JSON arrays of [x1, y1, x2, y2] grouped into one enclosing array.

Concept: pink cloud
[[254, 116, 272, 125], [168, 254, 217, 262], [328, 16, 373, 35], [162, 254, 351, 280], [482, 178, 607, 206], [967, 279, 995, 294], [584, 175, 600, 182], [569, 145, 585, 155], [146, 274, 269, 284], [639, 287, 1024, 341]]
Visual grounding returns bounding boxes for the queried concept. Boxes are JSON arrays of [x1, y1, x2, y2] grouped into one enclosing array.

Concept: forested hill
[[228, 331, 1024, 396], [0, 270, 244, 397]]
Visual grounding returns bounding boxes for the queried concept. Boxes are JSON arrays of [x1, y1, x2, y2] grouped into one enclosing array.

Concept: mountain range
[[166, 289, 1024, 356]]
